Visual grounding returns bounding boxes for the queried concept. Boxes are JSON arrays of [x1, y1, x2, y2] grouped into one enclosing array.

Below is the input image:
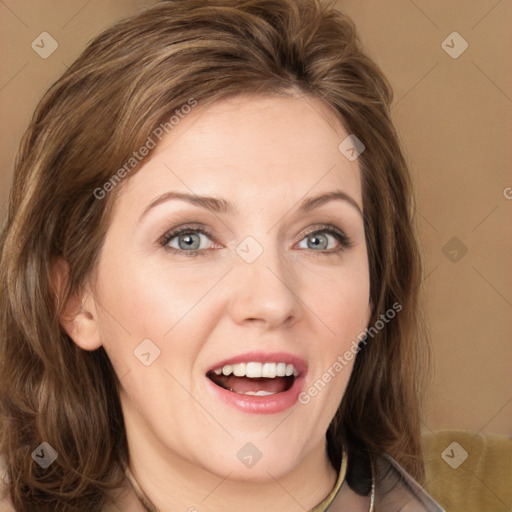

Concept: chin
[[208, 455, 302, 483], [185, 430, 317, 484]]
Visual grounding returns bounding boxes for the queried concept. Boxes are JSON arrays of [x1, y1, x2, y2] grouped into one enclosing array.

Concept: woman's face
[[83, 94, 371, 480]]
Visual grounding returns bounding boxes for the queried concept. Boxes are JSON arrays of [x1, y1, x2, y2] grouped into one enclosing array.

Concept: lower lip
[[206, 375, 306, 414]]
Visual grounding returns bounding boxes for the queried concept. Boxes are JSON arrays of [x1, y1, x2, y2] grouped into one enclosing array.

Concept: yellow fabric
[[422, 430, 511, 512]]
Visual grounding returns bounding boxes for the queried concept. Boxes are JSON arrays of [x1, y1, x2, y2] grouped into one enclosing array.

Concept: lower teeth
[[229, 389, 276, 396]]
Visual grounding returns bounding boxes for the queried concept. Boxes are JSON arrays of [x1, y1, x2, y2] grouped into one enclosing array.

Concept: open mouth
[[207, 362, 299, 396]]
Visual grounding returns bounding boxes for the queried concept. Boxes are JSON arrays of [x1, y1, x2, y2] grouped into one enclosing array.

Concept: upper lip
[[206, 351, 308, 377]]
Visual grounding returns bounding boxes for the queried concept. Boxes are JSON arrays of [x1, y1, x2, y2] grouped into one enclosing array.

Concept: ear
[[51, 258, 103, 351]]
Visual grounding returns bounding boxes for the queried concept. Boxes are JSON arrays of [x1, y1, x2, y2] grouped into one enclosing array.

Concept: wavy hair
[[0, 0, 429, 509]]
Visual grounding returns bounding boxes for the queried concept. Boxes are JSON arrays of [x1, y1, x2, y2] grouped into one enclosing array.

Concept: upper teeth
[[213, 362, 298, 378]]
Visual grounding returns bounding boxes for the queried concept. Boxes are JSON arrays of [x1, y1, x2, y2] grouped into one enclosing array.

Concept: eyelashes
[[159, 223, 353, 258], [159, 225, 216, 257]]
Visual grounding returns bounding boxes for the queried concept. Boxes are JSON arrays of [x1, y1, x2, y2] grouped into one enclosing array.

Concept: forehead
[[116, 94, 362, 214]]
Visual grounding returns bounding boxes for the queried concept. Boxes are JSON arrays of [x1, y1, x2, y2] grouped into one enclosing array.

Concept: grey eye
[[298, 231, 338, 251], [167, 232, 209, 251]]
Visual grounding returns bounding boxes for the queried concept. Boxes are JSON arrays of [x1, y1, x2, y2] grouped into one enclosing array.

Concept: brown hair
[[0, 0, 429, 509]]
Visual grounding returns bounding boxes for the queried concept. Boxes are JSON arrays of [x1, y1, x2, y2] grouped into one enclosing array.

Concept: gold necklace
[[125, 466, 159, 512], [369, 456, 375, 512], [125, 447, 375, 512]]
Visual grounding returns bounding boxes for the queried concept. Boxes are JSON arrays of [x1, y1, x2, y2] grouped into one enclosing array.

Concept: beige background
[[0, 0, 510, 477]]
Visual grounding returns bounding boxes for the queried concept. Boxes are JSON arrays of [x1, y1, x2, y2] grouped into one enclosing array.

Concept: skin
[[61, 93, 372, 512]]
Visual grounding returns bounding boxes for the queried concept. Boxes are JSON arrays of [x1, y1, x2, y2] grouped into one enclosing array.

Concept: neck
[[126, 433, 337, 512]]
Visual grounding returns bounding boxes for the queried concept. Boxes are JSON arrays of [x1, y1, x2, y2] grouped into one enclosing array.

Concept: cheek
[[306, 260, 370, 340], [94, 253, 223, 374], [98, 251, 216, 334], [299, 272, 369, 422], [301, 255, 370, 413]]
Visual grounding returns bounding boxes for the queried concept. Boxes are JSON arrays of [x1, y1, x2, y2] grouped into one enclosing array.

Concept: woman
[[0, 0, 445, 510]]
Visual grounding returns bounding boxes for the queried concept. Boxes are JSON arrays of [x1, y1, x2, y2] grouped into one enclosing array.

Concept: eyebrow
[[140, 189, 363, 221]]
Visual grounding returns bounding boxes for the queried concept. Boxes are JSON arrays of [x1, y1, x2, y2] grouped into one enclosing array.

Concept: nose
[[228, 245, 302, 330]]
